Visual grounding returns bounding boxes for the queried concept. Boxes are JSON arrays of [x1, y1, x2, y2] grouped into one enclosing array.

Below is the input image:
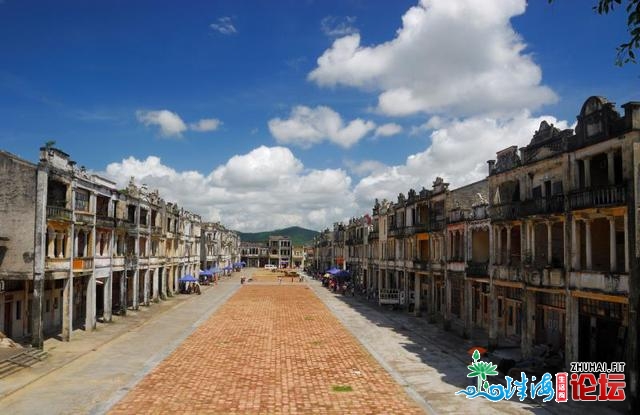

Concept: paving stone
[[109, 280, 424, 414]]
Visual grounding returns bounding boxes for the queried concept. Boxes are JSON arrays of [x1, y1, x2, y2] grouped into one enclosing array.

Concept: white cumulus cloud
[[374, 123, 403, 137], [354, 113, 571, 205], [268, 105, 376, 148], [136, 109, 187, 138], [103, 146, 356, 232], [190, 118, 221, 132], [308, 0, 556, 117]]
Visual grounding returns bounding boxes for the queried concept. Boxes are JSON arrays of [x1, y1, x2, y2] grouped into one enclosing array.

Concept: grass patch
[[332, 385, 353, 393], [309, 340, 323, 347], [304, 316, 314, 321]]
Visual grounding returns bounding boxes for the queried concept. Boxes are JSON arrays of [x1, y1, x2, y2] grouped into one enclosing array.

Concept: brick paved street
[[109, 273, 425, 414]]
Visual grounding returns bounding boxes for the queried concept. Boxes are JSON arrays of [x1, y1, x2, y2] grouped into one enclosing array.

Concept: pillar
[[609, 216, 617, 272], [413, 273, 421, 316], [506, 225, 512, 264], [103, 275, 112, 322], [488, 282, 498, 350], [624, 212, 629, 273], [531, 223, 536, 262], [120, 270, 127, 315], [132, 269, 139, 310], [497, 226, 502, 265], [571, 218, 579, 270], [585, 219, 592, 270], [47, 229, 55, 258], [522, 291, 536, 358], [608, 151, 615, 185], [463, 280, 473, 338], [62, 276, 73, 341], [547, 222, 553, 266], [86, 274, 96, 331], [143, 268, 150, 306], [565, 294, 580, 366], [584, 157, 591, 188]]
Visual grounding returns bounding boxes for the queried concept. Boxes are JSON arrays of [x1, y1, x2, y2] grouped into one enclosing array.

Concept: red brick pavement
[[109, 281, 425, 414]]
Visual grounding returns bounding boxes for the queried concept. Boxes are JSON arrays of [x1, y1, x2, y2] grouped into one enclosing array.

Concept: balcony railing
[[75, 212, 94, 224], [72, 257, 93, 271], [521, 195, 565, 216], [466, 261, 489, 277], [96, 215, 115, 228], [47, 206, 72, 221], [368, 230, 379, 241], [569, 184, 626, 210], [491, 202, 522, 221]]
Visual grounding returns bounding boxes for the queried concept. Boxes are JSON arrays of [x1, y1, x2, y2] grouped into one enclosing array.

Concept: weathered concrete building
[[0, 146, 239, 347], [311, 96, 640, 409]]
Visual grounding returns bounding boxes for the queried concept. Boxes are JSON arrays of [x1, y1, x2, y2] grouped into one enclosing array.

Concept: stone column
[[506, 225, 512, 264], [584, 157, 591, 188], [143, 268, 150, 306], [624, 212, 629, 273], [571, 218, 579, 270], [62, 276, 73, 341], [531, 223, 536, 262], [609, 216, 617, 272], [585, 219, 592, 270], [463, 280, 473, 338], [132, 268, 139, 310], [120, 270, 127, 316], [103, 274, 112, 323], [547, 222, 553, 266], [608, 151, 615, 185], [57, 233, 64, 258], [522, 291, 536, 358], [85, 275, 96, 331], [489, 225, 495, 264], [413, 273, 421, 316], [565, 294, 580, 366], [47, 229, 55, 258], [160, 267, 167, 300], [488, 282, 498, 350], [497, 226, 502, 265]]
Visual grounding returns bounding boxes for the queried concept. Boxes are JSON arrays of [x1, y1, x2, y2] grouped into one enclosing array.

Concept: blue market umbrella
[[179, 275, 197, 282]]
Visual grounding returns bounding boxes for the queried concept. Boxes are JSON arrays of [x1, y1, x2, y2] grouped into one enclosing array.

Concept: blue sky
[[1, 0, 638, 232]]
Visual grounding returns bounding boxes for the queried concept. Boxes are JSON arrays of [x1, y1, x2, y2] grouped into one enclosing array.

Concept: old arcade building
[[0, 146, 235, 347], [312, 96, 640, 401]]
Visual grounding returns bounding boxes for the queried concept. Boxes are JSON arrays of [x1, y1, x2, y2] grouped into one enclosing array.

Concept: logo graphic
[[455, 349, 625, 403]]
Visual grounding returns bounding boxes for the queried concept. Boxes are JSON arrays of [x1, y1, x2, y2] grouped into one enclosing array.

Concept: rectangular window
[[75, 189, 90, 212]]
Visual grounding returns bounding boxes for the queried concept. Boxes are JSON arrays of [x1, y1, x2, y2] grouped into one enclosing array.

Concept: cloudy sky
[[1, 0, 637, 232]]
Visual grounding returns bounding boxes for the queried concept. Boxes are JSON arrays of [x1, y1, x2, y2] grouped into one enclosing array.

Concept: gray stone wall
[[0, 151, 37, 275]]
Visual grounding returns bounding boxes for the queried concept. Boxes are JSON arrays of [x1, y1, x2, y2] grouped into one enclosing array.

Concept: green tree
[[550, 0, 640, 65]]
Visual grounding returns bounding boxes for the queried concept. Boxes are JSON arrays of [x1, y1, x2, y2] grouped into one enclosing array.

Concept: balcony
[[96, 215, 115, 228], [388, 225, 404, 237], [569, 184, 626, 210], [74, 211, 94, 225], [521, 195, 564, 216], [72, 257, 93, 271], [524, 268, 565, 288], [152, 226, 163, 236], [45, 257, 69, 271], [47, 206, 72, 221], [491, 202, 522, 221], [368, 230, 379, 241], [569, 271, 628, 295], [466, 261, 489, 277]]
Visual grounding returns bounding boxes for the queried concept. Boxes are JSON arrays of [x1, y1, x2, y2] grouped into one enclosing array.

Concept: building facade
[[0, 146, 240, 347], [311, 96, 640, 407]]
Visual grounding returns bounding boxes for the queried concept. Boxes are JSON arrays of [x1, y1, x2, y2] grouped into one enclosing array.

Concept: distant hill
[[236, 226, 319, 246]]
